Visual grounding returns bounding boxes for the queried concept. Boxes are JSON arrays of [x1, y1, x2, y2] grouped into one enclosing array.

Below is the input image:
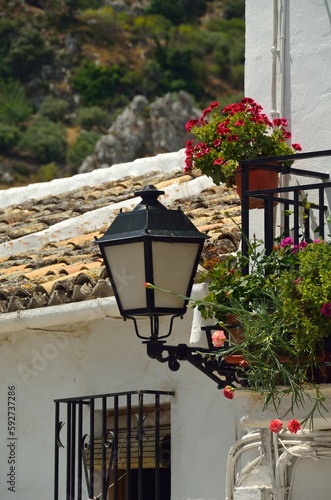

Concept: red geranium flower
[[287, 419, 301, 434], [270, 419, 283, 433], [223, 386, 235, 400]]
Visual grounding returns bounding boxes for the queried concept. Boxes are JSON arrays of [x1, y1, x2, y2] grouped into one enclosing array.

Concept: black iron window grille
[[239, 149, 331, 260], [54, 390, 174, 500]]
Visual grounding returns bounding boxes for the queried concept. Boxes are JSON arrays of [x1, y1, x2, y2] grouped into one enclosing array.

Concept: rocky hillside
[[0, 0, 245, 186]]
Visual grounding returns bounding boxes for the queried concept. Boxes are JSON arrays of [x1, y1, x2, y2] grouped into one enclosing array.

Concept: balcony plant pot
[[225, 313, 244, 346], [234, 163, 279, 209], [234, 385, 331, 431]]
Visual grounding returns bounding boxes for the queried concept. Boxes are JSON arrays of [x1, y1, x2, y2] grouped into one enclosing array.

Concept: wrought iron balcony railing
[[238, 149, 331, 259]]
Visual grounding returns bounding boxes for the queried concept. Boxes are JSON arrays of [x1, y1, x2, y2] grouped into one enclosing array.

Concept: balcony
[[239, 149, 331, 256]]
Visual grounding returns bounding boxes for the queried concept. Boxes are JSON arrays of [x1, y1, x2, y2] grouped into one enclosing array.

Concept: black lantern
[[95, 185, 245, 389], [95, 185, 208, 339]]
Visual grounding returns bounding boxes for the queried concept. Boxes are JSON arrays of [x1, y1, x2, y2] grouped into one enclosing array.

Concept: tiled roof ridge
[[0, 150, 185, 210], [0, 175, 214, 259], [0, 161, 242, 316]]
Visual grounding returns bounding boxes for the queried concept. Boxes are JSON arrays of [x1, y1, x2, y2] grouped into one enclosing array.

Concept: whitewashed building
[[0, 1, 331, 499]]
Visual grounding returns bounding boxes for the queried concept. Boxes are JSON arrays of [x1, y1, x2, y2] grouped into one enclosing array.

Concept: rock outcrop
[[79, 91, 200, 173]]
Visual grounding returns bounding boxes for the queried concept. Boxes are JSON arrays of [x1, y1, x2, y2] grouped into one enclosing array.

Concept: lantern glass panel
[[152, 241, 200, 309], [103, 241, 146, 310]]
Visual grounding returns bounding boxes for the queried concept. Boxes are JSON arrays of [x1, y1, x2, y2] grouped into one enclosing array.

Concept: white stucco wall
[[246, 0, 331, 161], [0, 301, 237, 499], [245, 0, 331, 240], [239, 2, 331, 499], [2, 2, 331, 499]]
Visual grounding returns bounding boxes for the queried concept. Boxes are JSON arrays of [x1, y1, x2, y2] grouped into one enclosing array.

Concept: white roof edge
[[0, 150, 185, 210], [0, 175, 215, 258], [0, 296, 121, 333], [0, 284, 204, 334]]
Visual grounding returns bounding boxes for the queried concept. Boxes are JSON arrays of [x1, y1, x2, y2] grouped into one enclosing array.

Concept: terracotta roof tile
[[0, 164, 241, 314]]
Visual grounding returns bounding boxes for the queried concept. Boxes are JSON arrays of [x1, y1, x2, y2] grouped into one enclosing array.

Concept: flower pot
[[225, 313, 243, 345], [224, 354, 246, 365], [234, 162, 279, 209], [235, 385, 331, 430]]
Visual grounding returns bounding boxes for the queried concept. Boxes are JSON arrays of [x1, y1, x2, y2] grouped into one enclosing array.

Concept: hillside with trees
[[0, 0, 245, 187]]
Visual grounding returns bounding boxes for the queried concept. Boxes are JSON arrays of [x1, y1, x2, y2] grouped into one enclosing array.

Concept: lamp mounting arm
[[144, 339, 247, 389]]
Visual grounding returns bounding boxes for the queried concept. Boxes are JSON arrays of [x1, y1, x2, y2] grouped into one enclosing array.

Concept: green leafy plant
[[199, 237, 331, 426], [184, 97, 302, 186]]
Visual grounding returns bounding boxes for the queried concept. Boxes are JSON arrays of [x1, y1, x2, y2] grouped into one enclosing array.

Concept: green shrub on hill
[[0, 18, 54, 82], [66, 130, 101, 169], [19, 117, 67, 163], [0, 79, 32, 125], [0, 124, 22, 152], [71, 59, 140, 107], [75, 106, 108, 130], [38, 96, 70, 122]]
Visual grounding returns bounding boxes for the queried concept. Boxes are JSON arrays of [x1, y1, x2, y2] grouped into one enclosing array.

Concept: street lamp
[[95, 185, 244, 388]]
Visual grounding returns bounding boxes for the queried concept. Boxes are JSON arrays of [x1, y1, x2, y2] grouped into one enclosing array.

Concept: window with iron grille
[[54, 390, 174, 500]]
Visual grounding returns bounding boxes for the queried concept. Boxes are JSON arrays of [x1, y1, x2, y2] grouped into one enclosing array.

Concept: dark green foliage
[[222, 0, 245, 19], [146, 0, 207, 24], [0, 80, 32, 125], [0, 18, 54, 82], [0, 1, 245, 183], [0, 124, 22, 152], [32, 162, 65, 183], [19, 117, 67, 163], [75, 106, 108, 130], [71, 59, 140, 106], [66, 130, 101, 169], [156, 46, 204, 96], [146, 0, 185, 25], [38, 96, 70, 122]]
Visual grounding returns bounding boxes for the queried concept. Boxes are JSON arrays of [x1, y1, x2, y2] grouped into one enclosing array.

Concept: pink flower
[[211, 330, 227, 348], [287, 419, 301, 434], [213, 157, 224, 165], [280, 237, 294, 247], [270, 419, 283, 433], [223, 386, 235, 399], [321, 302, 331, 318], [292, 241, 308, 253]]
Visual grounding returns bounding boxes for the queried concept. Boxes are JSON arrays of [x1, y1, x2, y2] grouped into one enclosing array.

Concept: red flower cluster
[[184, 97, 302, 186], [269, 418, 301, 434]]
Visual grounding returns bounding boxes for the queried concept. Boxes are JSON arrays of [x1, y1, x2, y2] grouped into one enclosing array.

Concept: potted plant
[[198, 236, 331, 427], [184, 97, 302, 207]]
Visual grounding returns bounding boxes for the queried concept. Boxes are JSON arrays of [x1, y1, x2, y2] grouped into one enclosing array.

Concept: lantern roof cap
[[133, 185, 166, 211]]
